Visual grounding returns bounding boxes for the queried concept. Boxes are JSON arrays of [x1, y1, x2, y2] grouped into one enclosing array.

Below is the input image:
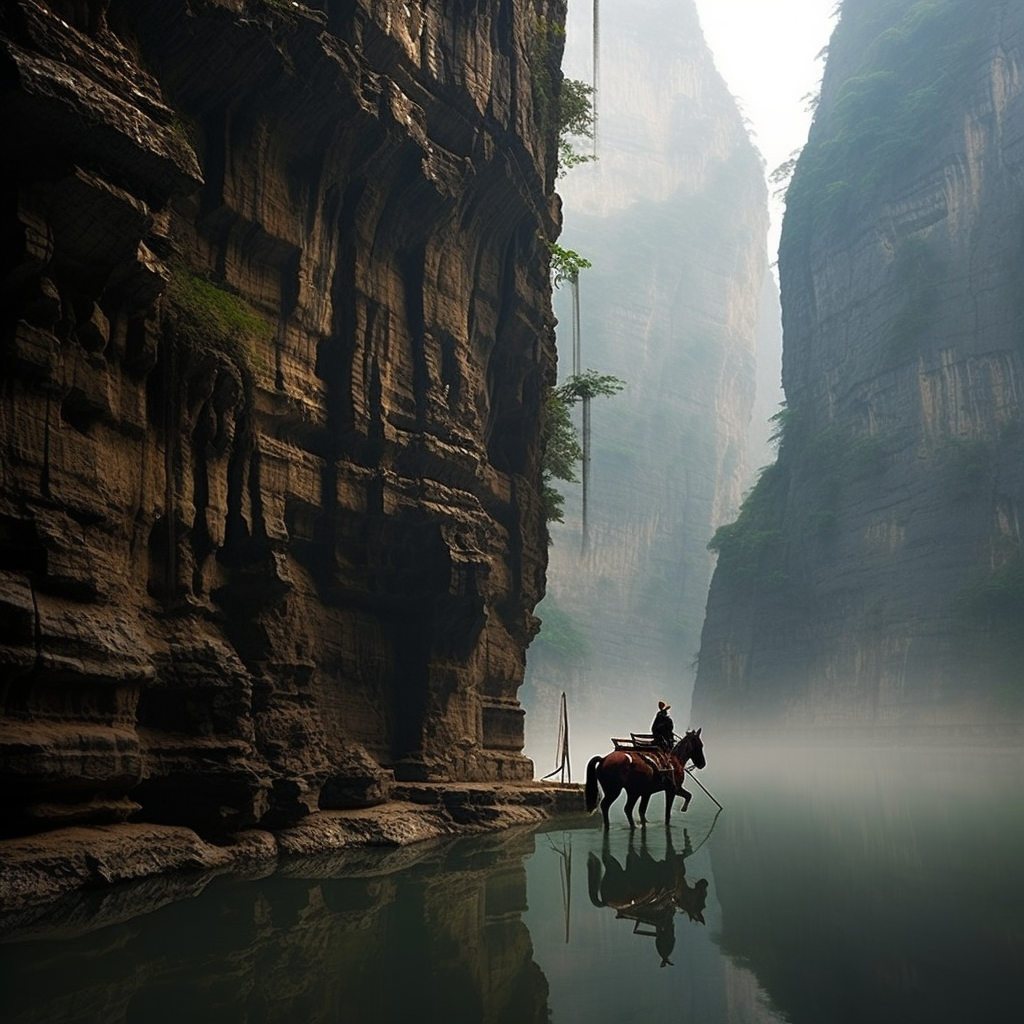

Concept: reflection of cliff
[[0, 831, 550, 1024], [524, 0, 775, 749], [587, 827, 708, 967], [694, 0, 1024, 733]]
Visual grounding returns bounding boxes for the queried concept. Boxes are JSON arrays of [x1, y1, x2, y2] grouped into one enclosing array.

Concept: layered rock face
[[524, 0, 773, 759], [0, 0, 564, 839], [694, 0, 1024, 734]]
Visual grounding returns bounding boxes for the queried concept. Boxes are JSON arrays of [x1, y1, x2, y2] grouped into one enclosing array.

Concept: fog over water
[[523, 0, 790, 781], [5, 744, 1020, 1024]]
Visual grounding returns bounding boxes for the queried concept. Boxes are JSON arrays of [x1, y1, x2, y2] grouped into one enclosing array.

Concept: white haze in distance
[[692, 0, 838, 261]]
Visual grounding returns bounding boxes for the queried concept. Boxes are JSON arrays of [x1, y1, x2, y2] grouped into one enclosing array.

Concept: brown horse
[[585, 728, 706, 829]]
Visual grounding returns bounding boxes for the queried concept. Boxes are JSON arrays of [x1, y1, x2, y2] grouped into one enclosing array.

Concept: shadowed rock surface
[[0, 0, 575, 895]]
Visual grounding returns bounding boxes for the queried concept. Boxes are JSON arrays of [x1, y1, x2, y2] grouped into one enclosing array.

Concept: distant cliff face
[[0, 0, 564, 838], [694, 0, 1024, 734], [523, 0, 773, 757]]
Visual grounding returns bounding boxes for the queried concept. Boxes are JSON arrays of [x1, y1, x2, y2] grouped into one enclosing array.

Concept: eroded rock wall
[[693, 0, 1024, 735], [0, 0, 564, 838]]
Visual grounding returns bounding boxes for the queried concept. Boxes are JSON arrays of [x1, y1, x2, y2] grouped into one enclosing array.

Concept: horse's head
[[676, 728, 705, 769]]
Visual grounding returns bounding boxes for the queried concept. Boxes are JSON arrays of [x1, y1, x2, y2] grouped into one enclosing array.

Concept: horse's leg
[[600, 780, 622, 830], [638, 792, 651, 826], [664, 789, 675, 823], [623, 790, 639, 830], [678, 786, 693, 812]]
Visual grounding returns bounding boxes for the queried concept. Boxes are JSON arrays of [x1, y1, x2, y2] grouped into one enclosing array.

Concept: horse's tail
[[585, 755, 604, 812]]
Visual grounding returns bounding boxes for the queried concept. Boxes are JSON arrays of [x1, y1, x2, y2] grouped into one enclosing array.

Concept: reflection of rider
[[652, 701, 674, 751], [588, 829, 708, 968]]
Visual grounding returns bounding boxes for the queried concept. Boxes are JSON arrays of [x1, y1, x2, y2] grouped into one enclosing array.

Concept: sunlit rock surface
[[524, 0, 775, 752], [0, 0, 566, 847], [694, 0, 1024, 735]]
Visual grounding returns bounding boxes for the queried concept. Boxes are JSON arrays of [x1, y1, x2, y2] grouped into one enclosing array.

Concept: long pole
[[685, 766, 723, 810]]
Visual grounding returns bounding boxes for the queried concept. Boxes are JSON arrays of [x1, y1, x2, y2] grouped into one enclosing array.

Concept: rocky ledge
[[0, 782, 586, 916]]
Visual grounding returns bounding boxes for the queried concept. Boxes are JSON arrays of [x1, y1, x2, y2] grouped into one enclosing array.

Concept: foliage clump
[[547, 242, 592, 285], [782, 0, 982, 248], [542, 389, 583, 524], [541, 370, 624, 524], [531, 18, 596, 174], [556, 78, 596, 173], [707, 462, 787, 582], [556, 369, 625, 405], [165, 264, 274, 378]]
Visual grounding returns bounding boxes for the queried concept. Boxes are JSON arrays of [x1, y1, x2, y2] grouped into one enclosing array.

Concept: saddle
[[612, 734, 676, 778]]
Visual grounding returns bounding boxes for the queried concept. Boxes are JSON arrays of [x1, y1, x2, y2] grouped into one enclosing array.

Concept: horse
[[585, 728, 706, 829]]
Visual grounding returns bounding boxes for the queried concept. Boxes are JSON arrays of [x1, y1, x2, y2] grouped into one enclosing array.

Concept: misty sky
[[692, 0, 838, 257]]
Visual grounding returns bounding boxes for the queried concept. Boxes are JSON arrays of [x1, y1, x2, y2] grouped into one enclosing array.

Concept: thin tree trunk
[[571, 274, 581, 375], [592, 0, 599, 157], [582, 392, 591, 553]]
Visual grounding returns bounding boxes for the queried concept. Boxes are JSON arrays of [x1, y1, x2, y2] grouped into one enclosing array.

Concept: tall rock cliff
[[523, 0, 774, 767], [0, 0, 564, 840], [693, 0, 1024, 735]]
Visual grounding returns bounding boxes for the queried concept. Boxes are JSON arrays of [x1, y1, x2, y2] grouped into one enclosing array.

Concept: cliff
[[0, 0, 566, 848], [693, 0, 1024, 736], [523, 0, 774, 765]]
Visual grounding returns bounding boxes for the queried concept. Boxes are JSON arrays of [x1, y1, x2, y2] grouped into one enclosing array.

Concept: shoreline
[[0, 781, 588, 924]]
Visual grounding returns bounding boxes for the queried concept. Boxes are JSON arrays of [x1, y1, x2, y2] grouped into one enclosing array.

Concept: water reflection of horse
[[587, 828, 709, 967], [585, 728, 706, 829]]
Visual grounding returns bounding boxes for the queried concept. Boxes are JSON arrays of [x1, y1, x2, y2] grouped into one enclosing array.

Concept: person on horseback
[[652, 701, 674, 751], [651, 700, 678, 790]]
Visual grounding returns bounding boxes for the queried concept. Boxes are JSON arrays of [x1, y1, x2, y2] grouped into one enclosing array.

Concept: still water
[[2, 745, 1022, 1023]]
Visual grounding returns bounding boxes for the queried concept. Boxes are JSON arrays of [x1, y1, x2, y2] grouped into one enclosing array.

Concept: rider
[[651, 701, 674, 751], [651, 701, 683, 793]]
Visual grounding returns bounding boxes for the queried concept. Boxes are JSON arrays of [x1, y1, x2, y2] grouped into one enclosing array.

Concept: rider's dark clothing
[[652, 708, 674, 751]]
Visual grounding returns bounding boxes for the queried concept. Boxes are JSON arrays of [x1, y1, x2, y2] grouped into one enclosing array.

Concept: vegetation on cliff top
[[709, 402, 889, 576], [782, 0, 984, 248]]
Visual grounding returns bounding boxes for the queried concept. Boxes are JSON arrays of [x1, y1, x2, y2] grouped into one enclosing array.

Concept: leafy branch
[[556, 369, 625, 404], [548, 242, 593, 286], [541, 371, 624, 526]]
